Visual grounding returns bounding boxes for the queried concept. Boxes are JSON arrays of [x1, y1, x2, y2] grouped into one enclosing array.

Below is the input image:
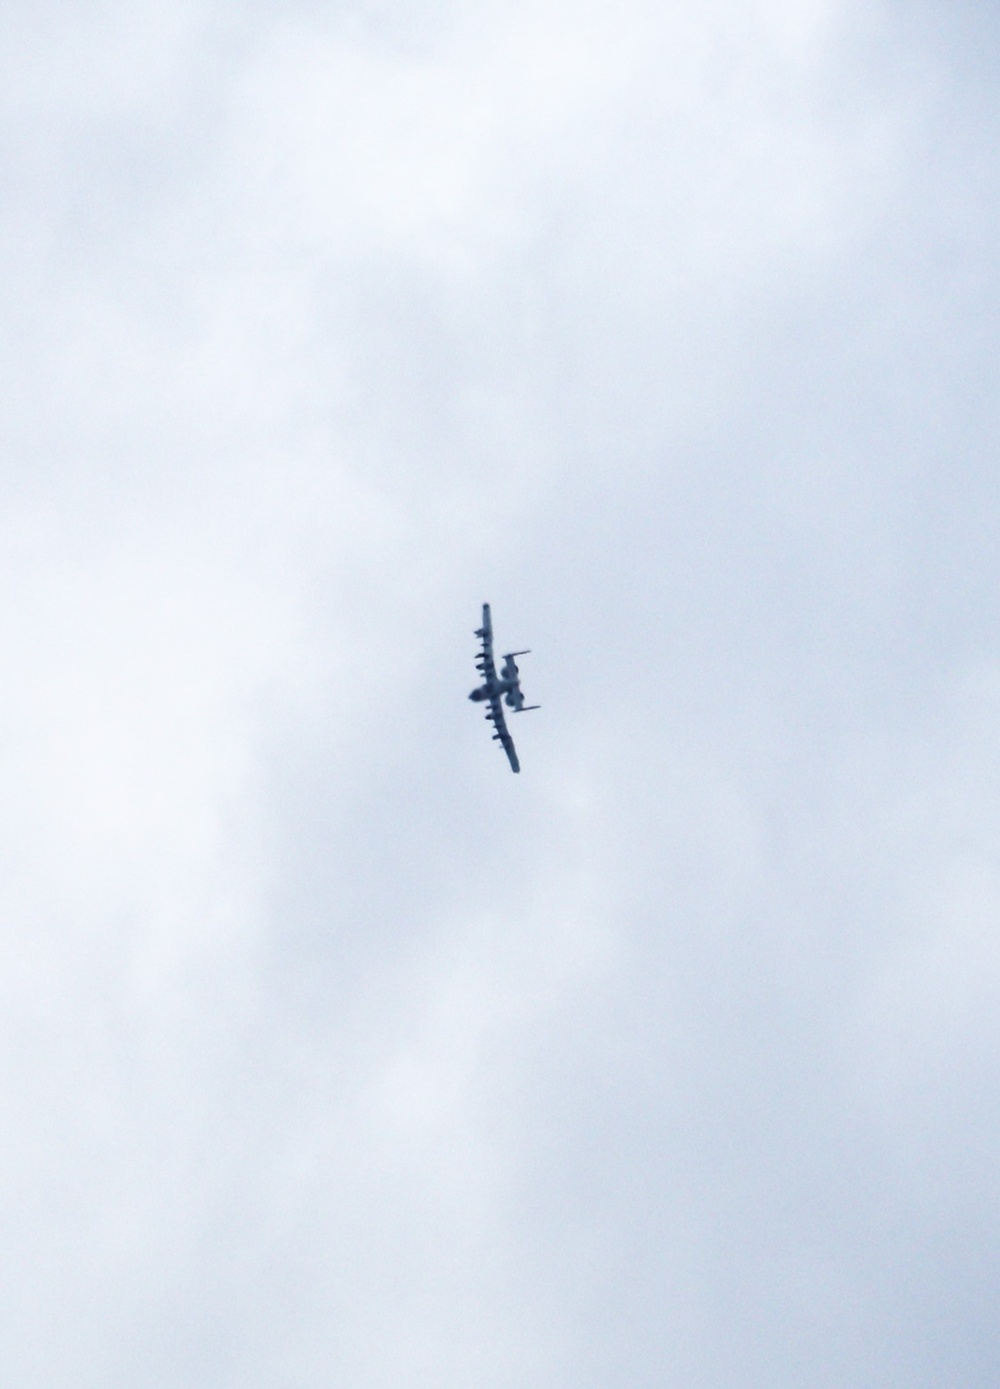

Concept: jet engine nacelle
[[500, 652, 528, 682]]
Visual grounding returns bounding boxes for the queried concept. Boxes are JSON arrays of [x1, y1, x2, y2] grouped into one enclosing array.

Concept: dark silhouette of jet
[[469, 603, 539, 773]]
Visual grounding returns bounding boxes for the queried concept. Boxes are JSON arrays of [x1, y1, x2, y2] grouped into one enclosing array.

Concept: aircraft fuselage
[[468, 678, 518, 703]]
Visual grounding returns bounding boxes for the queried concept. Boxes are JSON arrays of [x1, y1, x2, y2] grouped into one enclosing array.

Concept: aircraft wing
[[475, 602, 499, 685], [487, 695, 520, 773], [475, 602, 520, 772]]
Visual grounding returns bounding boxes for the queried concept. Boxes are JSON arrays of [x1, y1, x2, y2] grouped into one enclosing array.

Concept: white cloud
[[1, 0, 999, 1383]]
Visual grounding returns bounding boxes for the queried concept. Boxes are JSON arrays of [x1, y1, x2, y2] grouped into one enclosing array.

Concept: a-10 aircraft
[[468, 603, 539, 773]]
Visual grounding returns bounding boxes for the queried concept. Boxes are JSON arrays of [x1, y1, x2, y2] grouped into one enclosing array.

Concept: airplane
[[468, 602, 539, 773]]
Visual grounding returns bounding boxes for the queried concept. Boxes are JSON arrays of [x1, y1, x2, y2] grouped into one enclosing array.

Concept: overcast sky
[[2, 1, 1000, 1385]]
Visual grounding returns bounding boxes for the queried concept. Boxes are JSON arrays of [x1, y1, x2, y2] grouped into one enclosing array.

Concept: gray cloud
[[1, 1, 999, 1385]]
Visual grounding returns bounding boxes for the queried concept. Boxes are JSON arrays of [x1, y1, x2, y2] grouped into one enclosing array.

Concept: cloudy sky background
[[2, 0, 1000, 1383]]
